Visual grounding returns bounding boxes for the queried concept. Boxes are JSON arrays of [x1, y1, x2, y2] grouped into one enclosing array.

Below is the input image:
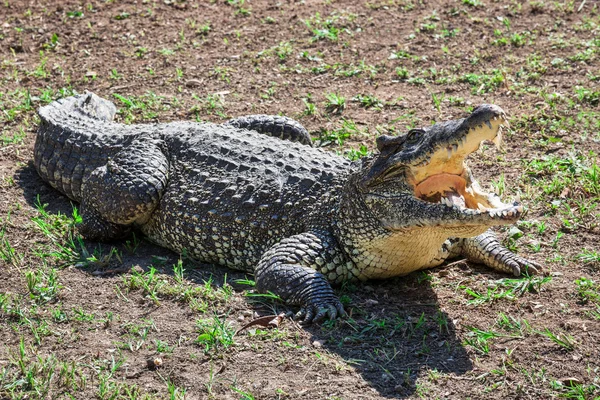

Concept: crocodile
[[34, 92, 541, 322]]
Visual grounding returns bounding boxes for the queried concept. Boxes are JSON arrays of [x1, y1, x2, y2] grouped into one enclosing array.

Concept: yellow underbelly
[[354, 227, 450, 279]]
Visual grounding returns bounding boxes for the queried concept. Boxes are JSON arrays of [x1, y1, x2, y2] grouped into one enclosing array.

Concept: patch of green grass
[[258, 41, 293, 62], [25, 267, 62, 305], [324, 92, 346, 114], [195, 315, 236, 354], [42, 32, 59, 50], [115, 319, 156, 352], [0, 88, 34, 124], [318, 118, 363, 146], [303, 12, 353, 42], [122, 266, 166, 304], [30, 197, 100, 268], [460, 69, 505, 93], [577, 249, 600, 266], [122, 264, 233, 311], [113, 92, 169, 123], [114, 11, 130, 20], [191, 93, 226, 119], [550, 380, 600, 399], [574, 86, 600, 106], [536, 328, 577, 351], [29, 51, 49, 79], [496, 312, 530, 337], [389, 49, 421, 61], [395, 66, 410, 80], [574, 277, 600, 303], [344, 145, 370, 161], [352, 94, 383, 110], [523, 151, 599, 199], [462, 276, 551, 305], [463, 326, 503, 355], [302, 94, 317, 116], [1, 338, 60, 397], [333, 60, 378, 79], [0, 227, 24, 268]]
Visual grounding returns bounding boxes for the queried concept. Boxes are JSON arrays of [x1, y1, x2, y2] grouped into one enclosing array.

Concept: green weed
[[195, 315, 236, 354], [462, 276, 551, 305], [324, 92, 346, 114]]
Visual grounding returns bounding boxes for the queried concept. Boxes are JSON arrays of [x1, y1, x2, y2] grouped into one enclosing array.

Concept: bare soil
[[0, 0, 599, 399]]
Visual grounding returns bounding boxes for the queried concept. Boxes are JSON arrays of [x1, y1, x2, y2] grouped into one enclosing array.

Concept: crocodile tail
[[72, 91, 118, 122], [35, 92, 126, 202]]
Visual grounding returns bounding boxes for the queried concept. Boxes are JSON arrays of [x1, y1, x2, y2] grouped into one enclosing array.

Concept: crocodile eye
[[406, 129, 424, 144]]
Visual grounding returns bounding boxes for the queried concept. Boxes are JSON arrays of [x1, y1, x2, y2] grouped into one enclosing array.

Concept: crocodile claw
[[462, 232, 544, 277], [295, 298, 346, 324], [505, 255, 543, 277]]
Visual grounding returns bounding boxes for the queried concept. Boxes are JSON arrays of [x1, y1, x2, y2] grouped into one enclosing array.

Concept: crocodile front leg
[[456, 230, 542, 276], [225, 115, 312, 146], [79, 136, 169, 241], [255, 231, 348, 323]]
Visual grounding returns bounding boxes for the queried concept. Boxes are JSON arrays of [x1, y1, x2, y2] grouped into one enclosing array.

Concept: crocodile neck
[[334, 179, 451, 280]]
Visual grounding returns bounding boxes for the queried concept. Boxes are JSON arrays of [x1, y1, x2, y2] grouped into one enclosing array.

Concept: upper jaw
[[361, 104, 509, 190], [408, 104, 508, 184], [362, 104, 524, 228], [410, 105, 519, 222]]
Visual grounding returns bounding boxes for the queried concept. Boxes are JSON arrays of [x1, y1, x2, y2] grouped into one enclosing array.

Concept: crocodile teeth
[[441, 197, 453, 207], [447, 147, 453, 159], [492, 126, 502, 149], [485, 120, 492, 130], [477, 203, 488, 211], [452, 143, 458, 152]]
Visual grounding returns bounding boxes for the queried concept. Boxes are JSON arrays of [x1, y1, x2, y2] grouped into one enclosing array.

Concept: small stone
[[394, 384, 407, 394], [365, 299, 379, 306], [312, 340, 325, 348], [237, 315, 245, 322], [147, 357, 163, 370]]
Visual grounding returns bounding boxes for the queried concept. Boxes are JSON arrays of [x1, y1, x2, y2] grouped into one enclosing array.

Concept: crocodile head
[[359, 104, 522, 237]]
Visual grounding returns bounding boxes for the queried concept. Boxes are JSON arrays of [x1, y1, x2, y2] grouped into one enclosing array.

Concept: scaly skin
[[225, 114, 313, 146], [34, 92, 541, 323]]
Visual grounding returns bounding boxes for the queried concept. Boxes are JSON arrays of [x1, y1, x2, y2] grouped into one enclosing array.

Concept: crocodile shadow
[[17, 161, 473, 398]]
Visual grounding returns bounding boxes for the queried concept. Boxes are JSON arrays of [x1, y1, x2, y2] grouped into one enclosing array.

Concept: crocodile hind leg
[[79, 136, 169, 241], [454, 230, 542, 276], [224, 115, 312, 146], [255, 231, 348, 323]]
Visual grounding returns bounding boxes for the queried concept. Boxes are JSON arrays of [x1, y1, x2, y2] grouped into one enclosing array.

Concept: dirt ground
[[0, 0, 599, 399]]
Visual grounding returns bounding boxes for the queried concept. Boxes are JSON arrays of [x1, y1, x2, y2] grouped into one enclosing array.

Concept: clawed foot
[[504, 254, 543, 276], [295, 297, 346, 324]]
